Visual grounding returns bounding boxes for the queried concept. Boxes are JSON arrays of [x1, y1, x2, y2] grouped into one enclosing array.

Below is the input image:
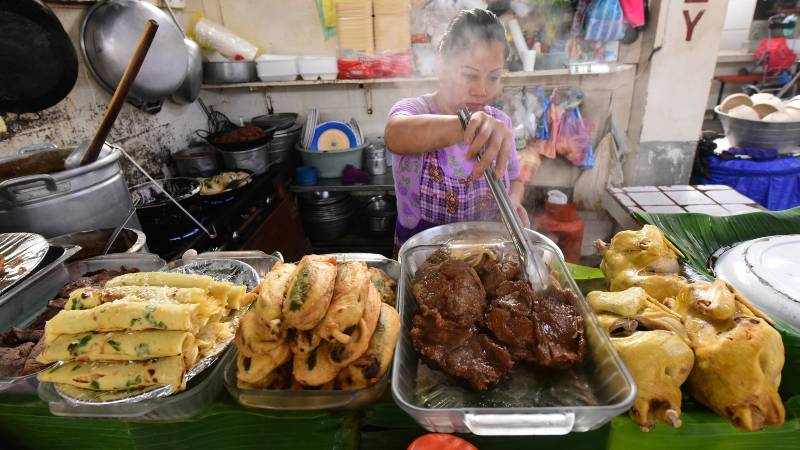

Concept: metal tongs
[[456, 106, 550, 292]]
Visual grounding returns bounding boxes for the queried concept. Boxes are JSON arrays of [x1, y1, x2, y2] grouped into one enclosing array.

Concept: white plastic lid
[[547, 190, 568, 205]]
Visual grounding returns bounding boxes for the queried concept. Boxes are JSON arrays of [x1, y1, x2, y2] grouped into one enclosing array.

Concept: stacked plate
[[298, 192, 356, 241], [301, 110, 364, 151], [301, 108, 319, 149]]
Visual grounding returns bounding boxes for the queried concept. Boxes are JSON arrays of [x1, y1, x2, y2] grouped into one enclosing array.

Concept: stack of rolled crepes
[[235, 255, 400, 390], [37, 272, 254, 393]]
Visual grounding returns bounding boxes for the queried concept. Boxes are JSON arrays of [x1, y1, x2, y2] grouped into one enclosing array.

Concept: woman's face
[[437, 40, 506, 113]]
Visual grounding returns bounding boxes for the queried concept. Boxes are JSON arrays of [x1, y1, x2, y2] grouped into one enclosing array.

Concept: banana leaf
[[567, 262, 607, 295], [633, 207, 800, 396], [608, 396, 800, 450]]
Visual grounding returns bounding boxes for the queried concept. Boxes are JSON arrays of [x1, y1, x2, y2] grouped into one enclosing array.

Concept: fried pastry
[[337, 303, 400, 390], [282, 255, 337, 330], [315, 261, 370, 344]]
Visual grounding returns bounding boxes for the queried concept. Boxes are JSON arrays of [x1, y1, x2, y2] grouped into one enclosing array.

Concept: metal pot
[[269, 123, 302, 165], [0, 144, 141, 238], [173, 145, 220, 177], [365, 195, 396, 233], [48, 227, 146, 261], [217, 144, 271, 175], [203, 61, 256, 84]]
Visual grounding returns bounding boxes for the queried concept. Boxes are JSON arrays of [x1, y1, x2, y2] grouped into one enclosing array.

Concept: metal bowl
[[203, 61, 257, 84], [81, 0, 187, 109], [48, 228, 146, 262], [715, 106, 800, 153]]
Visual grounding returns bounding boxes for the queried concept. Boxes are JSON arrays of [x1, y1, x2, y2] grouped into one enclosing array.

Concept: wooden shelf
[[201, 65, 635, 90]]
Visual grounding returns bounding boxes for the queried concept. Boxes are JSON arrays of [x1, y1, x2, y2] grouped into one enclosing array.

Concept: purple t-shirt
[[388, 94, 521, 232]]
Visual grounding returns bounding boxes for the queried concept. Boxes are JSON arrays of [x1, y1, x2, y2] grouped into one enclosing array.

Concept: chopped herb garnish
[[287, 265, 312, 311], [67, 335, 92, 356], [130, 317, 141, 327], [89, 380, 100, 390], [134, 343, 150, 357], [107, 340, 121, 352]]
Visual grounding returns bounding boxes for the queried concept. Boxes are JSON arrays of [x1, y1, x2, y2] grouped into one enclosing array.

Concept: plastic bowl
[[296, 143, 367, 178]]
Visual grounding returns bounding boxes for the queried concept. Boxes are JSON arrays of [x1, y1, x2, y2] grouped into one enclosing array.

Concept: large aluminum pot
[[715, 106, 800, 153], [217, 143, 271, 175], [0, 144, 141, 237]]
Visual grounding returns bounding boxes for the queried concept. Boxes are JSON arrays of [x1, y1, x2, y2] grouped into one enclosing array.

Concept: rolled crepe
[[38, 331, 198, 368], [105, 272, 247, 310], [38, 356, 186, 391], [67, 286, 223, 320], [45, 302, 202, 340], [196, 321, 235, 359]]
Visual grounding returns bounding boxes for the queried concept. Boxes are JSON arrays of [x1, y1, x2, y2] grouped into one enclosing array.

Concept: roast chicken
[[674, 279, 785, 431], [595, 225, 688, 301], [587, 287, 693, 430]]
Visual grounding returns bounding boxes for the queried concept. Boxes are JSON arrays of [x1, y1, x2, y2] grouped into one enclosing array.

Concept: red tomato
[[407, 433, 478, 450]]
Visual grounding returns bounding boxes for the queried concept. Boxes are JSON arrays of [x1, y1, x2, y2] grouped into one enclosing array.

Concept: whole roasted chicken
[[595, 225, 688, 301], [674, 279, 785, 431], [588, 288, 694, 431]]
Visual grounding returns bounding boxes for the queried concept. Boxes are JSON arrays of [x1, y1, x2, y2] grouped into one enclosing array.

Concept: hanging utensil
[[164, 0, 202, 104], [65, 19, 159, 169], [456, 106, 550, 292]]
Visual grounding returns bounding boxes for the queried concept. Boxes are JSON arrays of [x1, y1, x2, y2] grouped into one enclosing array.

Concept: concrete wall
[[627, 0, 729, 186]]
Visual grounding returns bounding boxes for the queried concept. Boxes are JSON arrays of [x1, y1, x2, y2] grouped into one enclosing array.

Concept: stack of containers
[[336, 0, 374, 54], [373, 0, 411, 53]]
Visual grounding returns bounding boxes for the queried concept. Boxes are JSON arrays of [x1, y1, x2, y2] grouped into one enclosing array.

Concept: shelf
[[201, 65, 635, 90], [290, 172, 394, 193]]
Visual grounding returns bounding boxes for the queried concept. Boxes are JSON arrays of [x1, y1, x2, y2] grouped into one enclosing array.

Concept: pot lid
[[81, 0, 187, 104], [252, 113, 298, 132], [714, 234, 800, 329], [0, 0, 79, 113]]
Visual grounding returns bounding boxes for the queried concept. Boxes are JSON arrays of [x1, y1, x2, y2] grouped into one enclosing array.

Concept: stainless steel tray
[[224, 253, 399, 410], [0, 252, 164, 395], [0, 232, 49, 295], [391, 222, 636, 435]]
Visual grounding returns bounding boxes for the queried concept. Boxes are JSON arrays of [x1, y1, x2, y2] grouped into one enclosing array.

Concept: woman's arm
[[384, 114, 463, 155]]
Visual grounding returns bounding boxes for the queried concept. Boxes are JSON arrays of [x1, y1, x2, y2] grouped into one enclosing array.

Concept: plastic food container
[[256, 55, 299, 82], [297, 143, 366, 178], [391, 222, 636, 435], [39, 347, 234, 420], [298, 56, 338, 80], [224, 253, 399, 410], [0, 252, 165, 395]]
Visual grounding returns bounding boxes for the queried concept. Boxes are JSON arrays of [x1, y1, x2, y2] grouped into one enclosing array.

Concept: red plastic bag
[[755, 38, 797, 73]]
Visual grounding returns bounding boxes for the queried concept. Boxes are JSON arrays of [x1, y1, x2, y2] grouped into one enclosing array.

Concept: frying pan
[[0, 0, 79, 113]]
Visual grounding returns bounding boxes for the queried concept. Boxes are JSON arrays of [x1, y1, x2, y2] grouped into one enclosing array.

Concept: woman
[[384, 8, 527, 252]]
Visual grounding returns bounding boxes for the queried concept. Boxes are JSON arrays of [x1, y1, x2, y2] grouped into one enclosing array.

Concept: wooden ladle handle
[[81, 19, 159, 166]]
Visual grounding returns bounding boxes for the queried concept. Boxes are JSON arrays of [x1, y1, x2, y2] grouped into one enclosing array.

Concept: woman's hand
[[464, 111, 514, 180], [513, 200, 531, 228]]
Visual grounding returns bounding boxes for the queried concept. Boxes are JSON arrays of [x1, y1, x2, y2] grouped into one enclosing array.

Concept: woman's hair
[[438, 8, 508, 59]]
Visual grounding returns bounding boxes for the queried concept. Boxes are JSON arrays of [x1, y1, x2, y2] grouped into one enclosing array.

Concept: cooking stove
[[140, 165, 291, 261]]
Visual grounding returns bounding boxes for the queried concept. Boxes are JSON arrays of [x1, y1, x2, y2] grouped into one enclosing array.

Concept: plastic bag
[[555, 108, 593, 166], [584, 0, 625, 42], [191, 15, 258, 61], [755, 38, 797, 73]]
